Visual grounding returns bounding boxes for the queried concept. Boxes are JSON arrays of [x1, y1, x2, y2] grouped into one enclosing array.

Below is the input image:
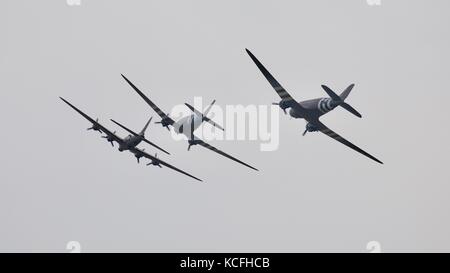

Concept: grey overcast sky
[[1, 0, 449, 252]]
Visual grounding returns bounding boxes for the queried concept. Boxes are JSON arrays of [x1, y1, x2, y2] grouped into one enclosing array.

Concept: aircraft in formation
[[60, 73, 258, 182], [120, 74, 258, 171], [245, 49, 383, 164], [60, 97, 203, 182], [61, 49, 382, 183]]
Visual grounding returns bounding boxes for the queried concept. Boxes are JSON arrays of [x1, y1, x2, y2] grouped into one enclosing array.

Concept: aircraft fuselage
[[118, 134, 142, 151], [289, 97, 338, 119], [172, 114, 203, 137]]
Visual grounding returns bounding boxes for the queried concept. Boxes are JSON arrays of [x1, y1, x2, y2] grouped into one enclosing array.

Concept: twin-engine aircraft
[[245, 49, 383, 164], [60, 97, 202, 182], [120, 74, 258, 171]]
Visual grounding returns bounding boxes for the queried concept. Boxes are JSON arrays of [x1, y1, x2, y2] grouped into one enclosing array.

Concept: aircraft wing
[[60, 97, 123, 144], [121, 74, 175, 126], [245, 49, 312, 118], [130, 147, 203, 182], [311, 119, 383, 164], [191, 134, 258, 171]]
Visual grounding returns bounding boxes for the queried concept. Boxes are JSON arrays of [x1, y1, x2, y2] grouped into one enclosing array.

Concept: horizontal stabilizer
[[340, 84, 355, 101], [340, 103, 362, 118], [184, 103, 225, 131], [321, 85, 341, 101]]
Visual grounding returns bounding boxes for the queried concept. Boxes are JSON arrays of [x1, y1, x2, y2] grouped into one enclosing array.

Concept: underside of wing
[[246, 49, 294, 101], [131, 147, 202, 182], [312, 120, 383, 164], [191, 135, 258, 171], [245, 49, 310, 118], [121, 74, 175, 125]]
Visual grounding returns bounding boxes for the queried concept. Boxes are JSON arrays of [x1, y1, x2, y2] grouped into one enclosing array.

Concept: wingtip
[[121, 74, 130, 82], [191, 176, 203, 182], [247, 165, 259, 171], [373, 157, 384, 165], [59, 97, 71, 106]]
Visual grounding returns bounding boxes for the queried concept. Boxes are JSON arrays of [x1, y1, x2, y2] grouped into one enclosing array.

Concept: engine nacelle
[[278, 99, 290, 111], [305, 123, 318, 133], [187, 139, 202, 151], [160, 117, 171, 127]]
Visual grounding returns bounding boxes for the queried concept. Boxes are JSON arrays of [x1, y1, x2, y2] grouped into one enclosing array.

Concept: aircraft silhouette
[[246, 49, 383, 164]]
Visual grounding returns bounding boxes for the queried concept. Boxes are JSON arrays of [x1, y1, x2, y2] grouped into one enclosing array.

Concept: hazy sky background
[[1, 0, 449, 252]]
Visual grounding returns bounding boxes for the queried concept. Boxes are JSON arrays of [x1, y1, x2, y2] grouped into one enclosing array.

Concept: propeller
[[135, 148, 145, 163], [101, 131, 116, 146], [155, 115, 171, 131], [302, 123, 318, 136], [146, 153, 162, 167], [87, 118, 102, 133]]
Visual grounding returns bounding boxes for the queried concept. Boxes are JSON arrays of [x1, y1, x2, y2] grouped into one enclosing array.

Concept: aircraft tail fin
[[139, 117, 153, 135], [184, 102, 224, 131]]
